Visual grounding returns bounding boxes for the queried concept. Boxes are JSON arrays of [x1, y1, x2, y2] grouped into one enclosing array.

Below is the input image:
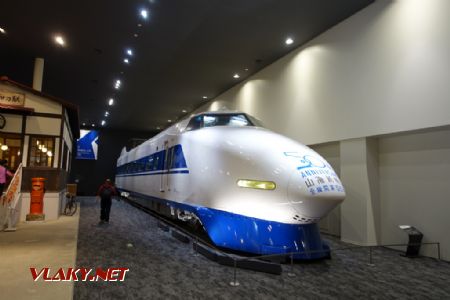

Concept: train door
[[160, 141, 170, 192]]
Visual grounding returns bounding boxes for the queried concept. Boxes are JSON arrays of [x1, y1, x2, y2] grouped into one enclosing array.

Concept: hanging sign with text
[[0, 90, 25, 106]]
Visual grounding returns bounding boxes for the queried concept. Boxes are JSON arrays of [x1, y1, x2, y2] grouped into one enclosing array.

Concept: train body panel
[[115, 112, 345, 259]]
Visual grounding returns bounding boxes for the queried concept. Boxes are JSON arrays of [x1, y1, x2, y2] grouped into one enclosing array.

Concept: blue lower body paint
[[119, 188, 330, 259]]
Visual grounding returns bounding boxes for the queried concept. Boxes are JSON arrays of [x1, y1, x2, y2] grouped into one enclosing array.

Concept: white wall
[[21, 136, 29, 166], [19, 192, 65, 221], [1, 113, 22, 133], [196, 0, 450, 145], [191, 0, 450, 260], [340, 138, 381, 246], [63, 121, 73, 151], [311, 142, 341, 236], [379, 127, 450, 260], [0, 83, 62, 114], [53, 138, 60, 168], [25, 116, 61, 136]]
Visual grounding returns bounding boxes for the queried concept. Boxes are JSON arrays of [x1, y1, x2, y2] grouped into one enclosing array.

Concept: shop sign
[[0, 90, 25, 106]]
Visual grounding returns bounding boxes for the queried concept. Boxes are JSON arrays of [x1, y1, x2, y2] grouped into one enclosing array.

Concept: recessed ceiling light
[[108, 98, 114, 106], [114, 79, 121, 89], [285, 37, 294, 45], [82, 122, 86, 126], [126, 49, 133, 56], [140, 9, 148, 19], [182, 110, 187, 113], [233, 74, 240, 79], [0, 27, 6, 34], [202, 96, 208, 99], [92, 124, 95, 127], [101, 120, 106, 126], [124, 58, 129, 64], [156, 126, 161, 130], [167, 119, 172, 123], [244, 68, 249, 71], [137, 23, 142, 27], [134, 33, 138, 38], [54, 35, 65, 46], [105, 111, 109, 117]]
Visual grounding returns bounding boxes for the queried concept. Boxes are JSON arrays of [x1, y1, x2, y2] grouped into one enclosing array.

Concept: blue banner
[[76, 130, 99, 160]]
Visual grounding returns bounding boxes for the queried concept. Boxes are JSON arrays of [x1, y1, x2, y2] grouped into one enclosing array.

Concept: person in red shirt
[[96, 179, 118, 224], [0, 159, 13, 196]]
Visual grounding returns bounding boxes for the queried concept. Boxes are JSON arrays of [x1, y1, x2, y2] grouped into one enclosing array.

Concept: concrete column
[[32, 58, 44, 91], [340, 137, 380, 246]]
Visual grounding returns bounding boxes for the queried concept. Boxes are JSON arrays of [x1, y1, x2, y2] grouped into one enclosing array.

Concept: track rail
[[122, 196, 223, 253]]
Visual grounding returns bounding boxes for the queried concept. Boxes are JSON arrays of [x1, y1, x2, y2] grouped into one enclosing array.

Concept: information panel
[[76, 130, 99, 160]]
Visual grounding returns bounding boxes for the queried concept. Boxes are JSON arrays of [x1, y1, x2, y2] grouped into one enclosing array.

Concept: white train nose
[[287, 163, 345, 222]]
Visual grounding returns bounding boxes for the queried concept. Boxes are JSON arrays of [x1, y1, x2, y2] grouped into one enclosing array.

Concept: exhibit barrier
[[218, 242, 442, 287], [124, 196, 441, 287]]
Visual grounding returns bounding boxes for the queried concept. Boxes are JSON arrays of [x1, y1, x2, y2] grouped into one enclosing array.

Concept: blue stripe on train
[[116, 169, 189, 177], [116, 144, 188, 176], [118, 188, 330, 260]]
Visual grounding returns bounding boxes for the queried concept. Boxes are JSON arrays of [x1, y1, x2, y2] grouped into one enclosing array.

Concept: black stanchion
[[230, 259, 240, 287], [287, 253, 295, 277], [437, 243, 441, 260], [368, 246, 375, 266]]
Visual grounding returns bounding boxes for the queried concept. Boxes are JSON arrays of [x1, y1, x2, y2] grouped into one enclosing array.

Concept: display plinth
[[26, 213, 45, 221]]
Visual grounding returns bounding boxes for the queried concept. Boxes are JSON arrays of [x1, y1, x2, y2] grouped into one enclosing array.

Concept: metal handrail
[[1, 163, 22, 231], [1, 163, 22, 205]]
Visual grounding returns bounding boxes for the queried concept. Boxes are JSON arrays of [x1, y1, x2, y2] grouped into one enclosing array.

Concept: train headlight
[[237, 179, 276, 190]]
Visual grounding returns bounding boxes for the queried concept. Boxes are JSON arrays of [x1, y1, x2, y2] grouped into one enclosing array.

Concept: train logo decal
[[284, 152, 327, 170], [284, 152, 345, 195]]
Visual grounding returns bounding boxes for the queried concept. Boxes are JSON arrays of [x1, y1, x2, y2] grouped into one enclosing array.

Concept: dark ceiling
[[0, 0, 373, 131]]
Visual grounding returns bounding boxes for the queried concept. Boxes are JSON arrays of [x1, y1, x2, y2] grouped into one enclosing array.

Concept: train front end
[[183, 112, 345, 259]]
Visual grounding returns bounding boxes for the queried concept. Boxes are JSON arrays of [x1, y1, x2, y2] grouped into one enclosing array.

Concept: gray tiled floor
[[74, 197, 450, 299]]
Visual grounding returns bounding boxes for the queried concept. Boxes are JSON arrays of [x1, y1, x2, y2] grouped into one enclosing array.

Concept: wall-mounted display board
[[76, 130, 98, 160]]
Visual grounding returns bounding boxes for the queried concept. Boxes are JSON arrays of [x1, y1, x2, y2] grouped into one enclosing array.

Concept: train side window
[[146, 156, 153, 171], [171, 145, 187, 169], [185, 115, 203, 131], [154, 156, 160, 171], [168, 147, 175, 170]]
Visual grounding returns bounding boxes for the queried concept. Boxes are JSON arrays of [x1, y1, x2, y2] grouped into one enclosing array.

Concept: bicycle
[[64, 192, 78, 216]]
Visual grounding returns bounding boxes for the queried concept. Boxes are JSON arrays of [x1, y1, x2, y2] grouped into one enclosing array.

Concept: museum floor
[[1, 197, 449, 299], [73, 197, 450, 299], [0, 210, 79, 300]]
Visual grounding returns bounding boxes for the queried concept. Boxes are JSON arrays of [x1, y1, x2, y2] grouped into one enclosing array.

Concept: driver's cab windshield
[[185, 113, 256, 131]]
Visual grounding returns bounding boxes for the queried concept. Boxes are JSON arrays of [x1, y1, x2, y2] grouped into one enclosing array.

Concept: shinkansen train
[[115, 111, 345, 259]]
